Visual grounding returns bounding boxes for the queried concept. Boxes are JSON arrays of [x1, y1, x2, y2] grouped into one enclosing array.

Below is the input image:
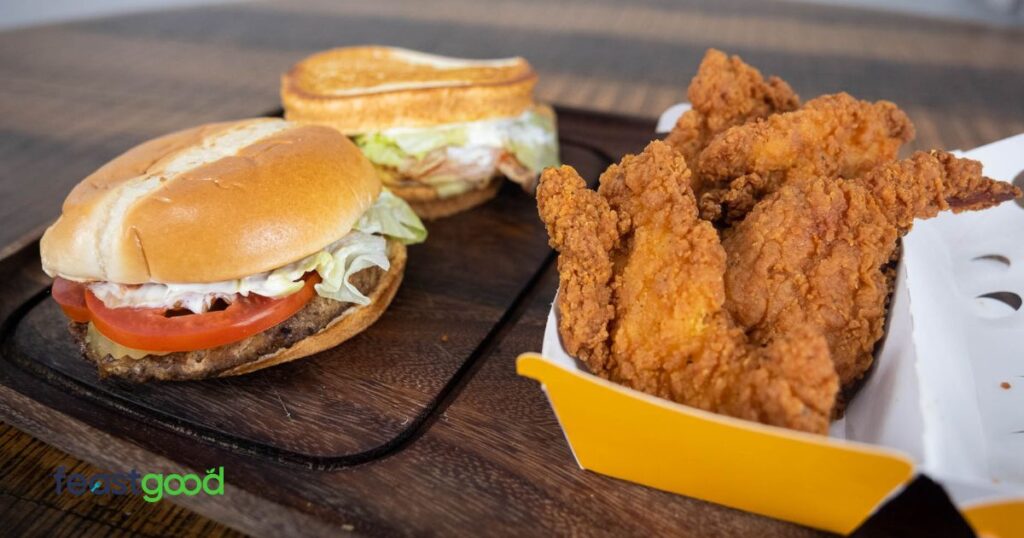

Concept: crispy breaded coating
[[699, 92, 915, 223], [537, 165, 623, 376], [723, 177, 895, 390], [665, 49, 800, 173], [862, 150, 1021, 231], [539, 141, 838, 433], [723, 151, 1021, 388]]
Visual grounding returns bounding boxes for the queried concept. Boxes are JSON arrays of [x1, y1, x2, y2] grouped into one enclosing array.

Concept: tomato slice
[[52, 278, 90, 323], [83, 274, 320, 352]]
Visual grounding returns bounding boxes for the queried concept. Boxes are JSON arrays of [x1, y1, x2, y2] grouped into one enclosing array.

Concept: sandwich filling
[[52, 190, 425, 360], [353, 106, 559, 197]]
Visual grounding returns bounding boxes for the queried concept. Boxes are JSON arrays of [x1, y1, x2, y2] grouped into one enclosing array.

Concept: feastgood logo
[[53, 466, 225, 502]]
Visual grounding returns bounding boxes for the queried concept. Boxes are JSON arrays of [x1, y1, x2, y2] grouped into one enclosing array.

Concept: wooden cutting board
[[4, 107, 762, 536]]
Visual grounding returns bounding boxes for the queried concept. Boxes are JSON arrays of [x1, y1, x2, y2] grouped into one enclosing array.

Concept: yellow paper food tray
[[518, 128, 1024, 536]]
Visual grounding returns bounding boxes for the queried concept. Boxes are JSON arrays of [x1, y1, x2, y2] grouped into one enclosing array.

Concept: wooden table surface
[[1, 0, 1022, 535]]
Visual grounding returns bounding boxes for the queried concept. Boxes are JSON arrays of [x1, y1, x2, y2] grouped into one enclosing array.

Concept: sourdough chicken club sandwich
[[40, 118, 425, 382], [281, 46, 560, 219]]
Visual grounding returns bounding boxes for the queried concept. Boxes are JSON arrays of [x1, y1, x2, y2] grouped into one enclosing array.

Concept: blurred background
[[3, 0, 1022, 29], [1, 0, 1022, 250]]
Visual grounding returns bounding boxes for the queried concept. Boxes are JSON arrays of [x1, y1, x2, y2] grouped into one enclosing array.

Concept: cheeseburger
[[41, 118, 426, 382], [281, 46, 560, 219]]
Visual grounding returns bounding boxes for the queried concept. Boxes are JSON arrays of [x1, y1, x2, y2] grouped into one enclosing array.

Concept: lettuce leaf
[[354, 127, 468, 164], [354, 189, 428, 244], [352, 107, 559, 174], [389, 127, 468, 157], [267, 187, 427, 304], [353, 133, 408, 168], [312, 232, 391, 305], [257, 231, 388, 306], [506, 109, 560, 173]]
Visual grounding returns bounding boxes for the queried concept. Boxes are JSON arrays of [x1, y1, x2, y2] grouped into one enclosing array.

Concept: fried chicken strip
[[536, 166, 623, 376], [699, 92, 916, 223], [863, 149, 1021, 231], [539, 141, 838, 433], [665, 49, 800, 175], [723, 151, 1021, 388]]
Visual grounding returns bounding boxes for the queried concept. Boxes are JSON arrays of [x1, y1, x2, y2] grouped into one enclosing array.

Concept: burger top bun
[[41, 118, 381, 284]]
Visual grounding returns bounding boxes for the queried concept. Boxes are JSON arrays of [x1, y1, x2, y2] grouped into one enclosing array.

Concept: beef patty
[[70, 265, 384, 382]]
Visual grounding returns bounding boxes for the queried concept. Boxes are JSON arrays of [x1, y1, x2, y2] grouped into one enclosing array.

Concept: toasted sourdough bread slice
[[282, 46, 538, 134]]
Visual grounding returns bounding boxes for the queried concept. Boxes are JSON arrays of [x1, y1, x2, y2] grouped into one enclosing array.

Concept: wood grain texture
[[8, 181, 555, 462], [1, 0, 1022, 535], [0, 423, 243, 538], [0, 263, 824, 538], [2, 0, 1022, 253], [0, 109, 653, 536], [2, 118, 612, 464]]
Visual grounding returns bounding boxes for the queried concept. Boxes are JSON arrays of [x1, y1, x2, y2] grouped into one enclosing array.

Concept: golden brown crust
[[536, 166, 620, 376], [664, 49, 800, 167], [60, 122, 237, 208], [40, 119, 381, 284], [537, 142, 838, 433], [696, 93, 915, 224], [281, 46, 538, 133], [400, 178, 502, 220], [721, 151, 1019, 390]]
